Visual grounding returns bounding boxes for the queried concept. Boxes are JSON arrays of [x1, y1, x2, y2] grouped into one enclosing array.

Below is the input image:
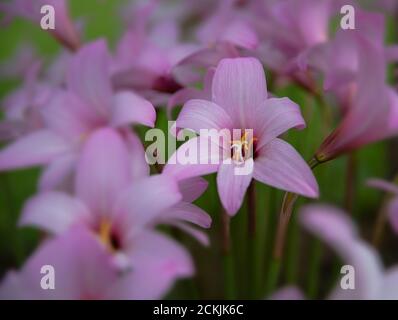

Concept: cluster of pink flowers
[[0, 0, 397, 299]]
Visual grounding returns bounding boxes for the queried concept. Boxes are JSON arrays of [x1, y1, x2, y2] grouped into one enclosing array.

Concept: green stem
[[247, 181, 258, 298], [306, 239, 323, 299], [266, 257, 281, 295], [285, 216, 299, 283], [344, 152, 357, 215], [268, 157, 320, 294], [372, 173, 398, 246], [221, 208, 236, 299]]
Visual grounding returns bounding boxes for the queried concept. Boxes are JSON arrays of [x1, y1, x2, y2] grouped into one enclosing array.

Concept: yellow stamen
[[98, 218, 114, 252], [231, 132, 258, 163]]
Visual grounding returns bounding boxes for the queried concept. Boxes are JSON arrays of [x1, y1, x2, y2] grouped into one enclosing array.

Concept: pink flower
[[302, 205, 398, 299], [315, 36, 398, 162], [0, 226, 189, 299], [272, 204, 398, 300], [253, 0, 334, 73], [0, 40, 156, 191], [112, 14, 198, 106], [0, 0, 80, 51], [171, 1, 258, 87], [368, 179, 398, 234], [0, 61, 54, 141], [165, 57, 318, 215], [309, 9, 398, 111], [11, 128, 212, 298]]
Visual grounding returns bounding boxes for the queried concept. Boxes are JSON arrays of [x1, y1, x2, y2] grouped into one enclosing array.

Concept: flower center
[[98, 218, 121, 252], [230, 132, 257, 164]]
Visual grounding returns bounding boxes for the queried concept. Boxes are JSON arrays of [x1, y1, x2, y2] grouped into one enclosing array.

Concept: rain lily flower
[[0, 0, 80, 51], [165, 57, 318, 215], [172, 0, 258, 87], [0, 40, 156, 191], [19, 128, 210, 272], [252, 0, 335, 74], [0, 226, 191, 299], [167, 68, 214, 119], [112, 15, 198, 106], [310, 9, 398, 111], [368, 179, 398, 234], [273, 204, 398, 300], [0, 61, 54, 141], [315, 36, 398, 162], [0, 42, 39, 80]]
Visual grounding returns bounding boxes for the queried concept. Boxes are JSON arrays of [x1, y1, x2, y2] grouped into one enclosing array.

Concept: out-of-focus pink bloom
[[0, 225, 191, 299], [172, 0, 258, 87], [302, 205, 398, 299], [0, 40, 155, 191], [112, 11, 198, 106], [309, 9, 397, 110], [195, 1, 258, 50], [16, 128, 211, 297], [273, 204, 398, 300], [315, 37, 398, 162], [0, 43, 39, 79], [0, 61, 56, 141], [368, 179, 398, 234], [0, 0, 80, 51], [165, 57, 318, 215], [167, 68, 214, 118], [251, 0, 339, 75], [270, 286, 305, 300]]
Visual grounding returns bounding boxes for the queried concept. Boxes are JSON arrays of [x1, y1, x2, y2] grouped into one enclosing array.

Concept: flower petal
[[212, 57, 266, 127], [380, 267, 398, 299], [300, 205, 384, 300], [178, 177, 208, 202], [113, 174, 182, 235], [67, 40, 113, 118], [75, 128, 131, 217], [0, 226, 117, 299], [254, 139, 318, 198], [20, 192, 91, 234], [176, 99, 233, 134], [387, 198, 398, 234], [112, 230, 193, 299], [0, 130, 70, 171], [164, 136, 221, 181], [124, 131, 150, 179], [41, 91, 99, 141], [110, 91, 156, 128], [39, 153, 78, 191], [217, 160, 253, 216], [270, 286, 305, 300], [256, 97, 306, 149], [367, 178, 398, 195], [159, 202, 212, 229]]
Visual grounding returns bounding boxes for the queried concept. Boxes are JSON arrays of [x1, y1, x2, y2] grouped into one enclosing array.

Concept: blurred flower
[[112, 9, 198, 106], [0, 225, 190, 299], [172, 0, 258, 87], [165, 57, 318, 215], [0, 40, 155, 191], [0, 0, 80, 51], [15, 128, 209, 297], [0, 42, 39, 79], [167, 68, 214, 118], [310, 9, 398, 112], [273, 204, 398, 300], [0, 61, 54, 141], [368, 179, 398, 234], [253, 0, 335, 74], [315, 36, 398, 162]]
